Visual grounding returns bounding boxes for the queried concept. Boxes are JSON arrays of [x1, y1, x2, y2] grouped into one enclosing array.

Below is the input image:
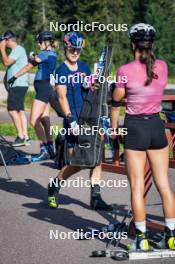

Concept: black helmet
[[36, 31, 55, 43], [129, 23, 156, 42], [1, 30, 16, 40]]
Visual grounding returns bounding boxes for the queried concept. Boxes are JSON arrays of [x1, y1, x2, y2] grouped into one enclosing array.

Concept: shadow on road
[[0, 177, 164, 245], [0, 177, 113, 244], [40, 161, 58, 169]]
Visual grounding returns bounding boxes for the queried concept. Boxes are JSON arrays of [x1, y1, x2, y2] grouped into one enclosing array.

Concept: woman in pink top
[[111, 23, 175, 251]]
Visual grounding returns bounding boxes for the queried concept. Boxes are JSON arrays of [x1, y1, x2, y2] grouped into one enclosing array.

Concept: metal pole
[[0, 150, 12, 180]]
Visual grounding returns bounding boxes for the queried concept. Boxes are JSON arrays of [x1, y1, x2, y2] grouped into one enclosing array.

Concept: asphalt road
[[0, 69, 175, 264], [0, 139, 175, 264]]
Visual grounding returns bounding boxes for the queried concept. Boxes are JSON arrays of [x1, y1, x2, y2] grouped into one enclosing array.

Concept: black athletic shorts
[[123, 113, 168, 151], [34, 80, 53, 104], [7, 86, 28, 111]]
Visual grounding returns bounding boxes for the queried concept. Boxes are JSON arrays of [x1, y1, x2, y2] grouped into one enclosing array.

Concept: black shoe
[[90, 184, 114, 211], [91, 196, 114, 211], [12, 136, 25, 147]]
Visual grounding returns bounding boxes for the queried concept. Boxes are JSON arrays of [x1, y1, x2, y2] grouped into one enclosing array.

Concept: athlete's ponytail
[[135, 41, 158, 86], [43, 40, 58, 49]]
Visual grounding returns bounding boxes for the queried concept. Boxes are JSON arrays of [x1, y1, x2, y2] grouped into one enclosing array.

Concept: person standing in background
[[0, 31, 29, 146], [8, 31, 57, 161]]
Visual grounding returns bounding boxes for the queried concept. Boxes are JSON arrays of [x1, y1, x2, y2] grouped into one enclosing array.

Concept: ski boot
[[165, 227, 175, 250], [48, 196, 58, 209], [48, 178, 61, 209], [90, 184, 114, 211], [127, 229, 150, 251]]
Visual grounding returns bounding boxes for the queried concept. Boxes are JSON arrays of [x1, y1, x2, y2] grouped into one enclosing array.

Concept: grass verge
[[0, 123, 37, 140], [0, 123, 62, 140]]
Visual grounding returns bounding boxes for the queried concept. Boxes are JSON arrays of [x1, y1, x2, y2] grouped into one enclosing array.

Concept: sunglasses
[[67, 48, 81, 54]]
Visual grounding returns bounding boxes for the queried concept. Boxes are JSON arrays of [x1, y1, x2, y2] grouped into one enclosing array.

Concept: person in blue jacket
[[48, 32, 113, 211], [8, 31, 57, 161]]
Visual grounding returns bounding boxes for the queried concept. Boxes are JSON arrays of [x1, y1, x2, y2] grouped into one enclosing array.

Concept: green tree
[[0, 0, 174, 76], [75, 0, 135, 69], [144, 0, 175, 75]]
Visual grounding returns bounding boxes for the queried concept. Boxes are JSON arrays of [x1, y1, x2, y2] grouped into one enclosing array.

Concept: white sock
[[165, 218, 175, 231], [135, 221, 146, 233]]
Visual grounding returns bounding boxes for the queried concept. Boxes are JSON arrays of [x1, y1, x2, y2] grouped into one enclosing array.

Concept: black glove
[[66, 114, 76, 125], [8, 76, 17, 87], [28, 58, 38, 66]]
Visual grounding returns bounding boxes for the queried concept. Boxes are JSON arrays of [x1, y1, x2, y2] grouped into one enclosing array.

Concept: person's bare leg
[[40, 103, 52, 142], [19, 111, 29, 139], [90, 164, 101, 185], [8, 110, 23, 138], [125, 149, 147, 221], [48, 148, 82, 206], [147, 146, 175, 248], [48, 148, 111, 210], [48, 159, 82, 208], [147, 146, 175, 218], [30, 99, 47, 142], [58, 165, 82, 180], [57, 148, 81, 180]]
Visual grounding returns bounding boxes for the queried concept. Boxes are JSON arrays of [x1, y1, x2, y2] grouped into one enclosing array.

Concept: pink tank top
[[116, 59, 168, 115]]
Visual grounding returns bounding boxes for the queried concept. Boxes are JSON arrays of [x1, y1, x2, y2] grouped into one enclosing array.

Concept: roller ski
[[91, 229, 175, 261], [128, 234, 175, 260], [90, 207, 131, 261], [90, 206, 175, 261]]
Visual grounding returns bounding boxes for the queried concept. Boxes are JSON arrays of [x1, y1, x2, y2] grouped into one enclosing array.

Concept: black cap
[[2, 31, 16, 40]]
